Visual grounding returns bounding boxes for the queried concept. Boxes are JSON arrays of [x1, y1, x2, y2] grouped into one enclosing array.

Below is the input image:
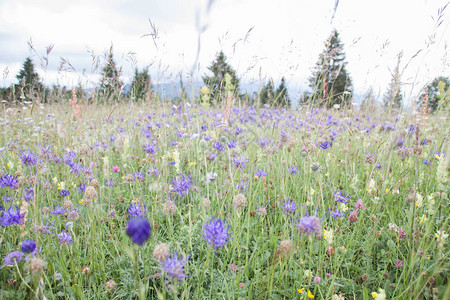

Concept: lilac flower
[[235, 181, 249, 192], [258, 138, 271, 149], [63, 151, 77, 165], [133, 172, 145, 181], [52, 206, 65, 216], [202, 216, 231, 249], [171, 174, 192, 198], [161, 252, 189, 281], [2, 195, 14, 203], [143, 143, 158, 155], [19, 149, 38, 166], [60, 190, 70, 197], [21, 239, 37, 253], [282, 200, 298, 214], [4, 251, 24, 266], [334, 190, 350, 204], [423, 159, 431, 166], [0, 206, 25, 227], [105, 179, 115, 187], [127, 202, 148, 217], [227, 140, 237, 148], [421, 139, 430, 145], [77, 183, 86, 193], [376, 162, 384, 169], [126, 216, 151, 246], [56, 231, 73, 245], [0, 174, 19, 189], [23, 187, 34, 202], [294, 208, 322, 235], [329, 208, 347, 219], [149, 168, 160, 177]]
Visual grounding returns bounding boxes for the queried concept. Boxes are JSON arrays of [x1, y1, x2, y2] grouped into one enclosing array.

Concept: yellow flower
[[307, 290, 315, 298], [385, 188, 390, 194], [297, 288, 304, 294], [189, 162, 196, 166], [372, 292, 378, 298], [79, 199, 84, 204]]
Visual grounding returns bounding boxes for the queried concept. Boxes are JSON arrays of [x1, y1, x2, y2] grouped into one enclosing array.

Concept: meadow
[[0, 99, 448, 299]]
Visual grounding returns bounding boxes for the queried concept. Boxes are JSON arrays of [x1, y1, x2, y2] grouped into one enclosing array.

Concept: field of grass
[[0, 100, 448, 299]]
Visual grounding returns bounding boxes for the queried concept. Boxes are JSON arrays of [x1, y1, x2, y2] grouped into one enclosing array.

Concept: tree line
[[0, 30, 448, 111]]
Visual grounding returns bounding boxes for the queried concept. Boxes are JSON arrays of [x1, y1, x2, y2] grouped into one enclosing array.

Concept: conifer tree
[[202, 51, 239, 104], [275, 77, 290, 108], [15, 57, 43, 99], [130, 67, 152, 102], [99, 45, 123, 101], [308, 29, 352, 107], [383, 54, 403, 109], [419, 76, 449, 112]]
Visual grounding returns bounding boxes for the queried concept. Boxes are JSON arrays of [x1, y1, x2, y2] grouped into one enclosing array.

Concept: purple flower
[[319, 141, 332, 150], [421, 139, 430, 145], [60, 190, 70, 197], [0, 174, 19, 189], [376, 162, 384, 169], [149, 168, 160, 177], [423, 159, 431, 166], [233, 156, 248, 169], [2, 195, 14, 203], [355, 199, 364, 210], [63, 151, 77, 165], [56, 231, 73, 245], [213, 141, 225, 152], [52, 206, 65, 216], [294, 208, 322, 235], [19, 150, 38, 166], [127, 202, 148, 217], [202, 216, 231, 249], [21, 239, 37, 253], [105, 179, 115, 187], [227, 140, 237, 148], [126, 216, 151, 246], [0, 206, 25, 227], [235, 181, 249, 192], [23, 187, 34, 202], [161, 252, 189, 281], [4, 251, 24, 266], [329, 208, 347, 219], [77, 183, 86, 193], [171, 174, 192, 198], [396, 260, 404, 268], [334, 190, 350, 204], [282, 199, 298, 214], [255, 169, 268, 179], [288, 166, 298, 175], [143, 143, 158, 155]]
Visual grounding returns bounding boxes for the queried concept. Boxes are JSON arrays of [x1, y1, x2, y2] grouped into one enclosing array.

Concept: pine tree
[[202, 51, 239, 104], [130, 67, 152, 102], [15, 57, 43, 99], [99, 45, 123, 101], [275, 77, 290, 108], [383, 54, 403, 109], [308, 29, 352, 107], [419, 76, 449, 112]]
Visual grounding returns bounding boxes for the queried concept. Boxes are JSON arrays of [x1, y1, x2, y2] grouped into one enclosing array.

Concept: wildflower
[[19, 149, 38, 166], [0, 174, 19, 189], [254, 169, 268, 179], [329, 207, 347, 219], [311, 162, 321, 172], [160, 252, 189, 281], [282, 199, 298, 214], [372, 288, 386, 300], [21, 239, 37, 253], [105, 280, 116, 293], [213, 141, 225, 152], [52, 206, 65, 216], [294, 208, 322, 236], [279, 240, 293, 256], [396, 260, 403, 267], [57, 231, 74, 245], [307, 290, 315, 298], [162, 200, 177, 216], [29, 257, 46, 274], [0, 206, 25, 227], [143, 143, 158, 155], [171, 174, 192, 198], [319, 140, 331, 150], [232, 194, 247, 211], [385, 188, 390, 194], [127, 202, 148, 217], [60, 190, 70, 197], [324, 229, 333, 245], [297, 288, 304, 294], [334, 190, 350, 203], [205, 172, 218, 183], [423, 159, 431, 166], [288, 166, 298, 175], [233, 156, 248, 169], [126, 216, 151, 246], [313, 276, 321, 283], [202, 216, 231, 249], [54, 272, 62, 281], [348, 210, 358, 223], [112, 166, 120, 173], [4, 251, 24, 266], [153, 243, 170, 261]]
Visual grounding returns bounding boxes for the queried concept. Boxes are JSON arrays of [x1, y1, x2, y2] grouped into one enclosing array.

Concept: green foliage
[[130, 67, 152, 102], [259, 77, 291, 108], [99, 45, 123, 101], [419, 76, 449, 112], [383, 54, 403, 109], [14, 57, 43, 101], [202, 51, 240, 104], [308, 29, 352, 107]]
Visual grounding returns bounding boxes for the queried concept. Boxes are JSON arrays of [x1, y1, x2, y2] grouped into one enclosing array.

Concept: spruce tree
[[130, 67, 152, 102], [259, 79, 275, 106], [202, 51, 239, 104], [419, 76, 449, 112], [275, 77, 290, 108], [15, 57, 42, 99], [308, 29, 352, 107], [99, 45, 123, 101]]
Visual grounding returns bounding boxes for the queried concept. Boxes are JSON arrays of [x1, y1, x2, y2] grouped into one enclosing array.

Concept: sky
[[0, 0, 449, 104]]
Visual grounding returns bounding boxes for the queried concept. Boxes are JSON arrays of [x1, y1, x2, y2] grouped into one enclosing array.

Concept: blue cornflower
[[294, 208, 322, 235], [334, 190, 350, 204], [127, 202, 148, 217], [56, 231, 73, 245], [143, 143, 158, 155], [282, 199, 298, 214], [60, 190, 70, 197], [171, 174, 192, 198], [126, 216, 151, 246], [0, 206, 25, 227], [19, 150, 38, 166], [0, 174, 19, 189], [161, 252, 189, 281], [21, 239, 37, 253], [202, 216, 231, 249], [319, 141, 332, 150]]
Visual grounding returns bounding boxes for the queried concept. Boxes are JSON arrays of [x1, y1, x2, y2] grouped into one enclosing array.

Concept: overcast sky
[[0, 0, 449, 103]]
